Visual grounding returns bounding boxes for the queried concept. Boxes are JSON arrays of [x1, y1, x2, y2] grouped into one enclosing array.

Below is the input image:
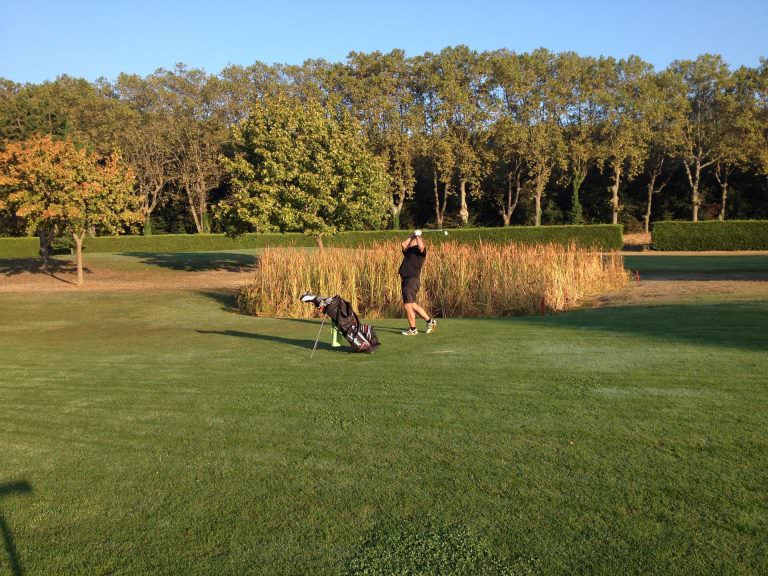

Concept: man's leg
[[410, 302, 431, 322], [404, 302, 417, 328], [413, 301, 437, 333]]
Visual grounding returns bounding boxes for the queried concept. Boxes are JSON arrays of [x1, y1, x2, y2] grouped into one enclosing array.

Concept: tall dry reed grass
[[238, 242, 629, 318]]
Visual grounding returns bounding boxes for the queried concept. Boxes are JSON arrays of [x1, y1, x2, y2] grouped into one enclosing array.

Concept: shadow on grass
[[197, 289, 241, 312], [120, 252, 258, 272], [515, 300, 768, 352], [0, 258, 86, 285], [0, 480, 32, 576], [282, 317, 404, 334], [196, 329, 346, 352]]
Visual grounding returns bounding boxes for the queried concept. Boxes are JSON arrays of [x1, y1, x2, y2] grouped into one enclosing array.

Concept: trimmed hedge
[[0, 237, 40, 259], [652, 221, 768, 251], [81, 232, 316, 253], [328, 225, 623, 249], [0, 225, 623, 258]]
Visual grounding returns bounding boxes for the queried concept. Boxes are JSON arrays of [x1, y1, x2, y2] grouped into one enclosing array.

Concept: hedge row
[[0, 225, 623, 258], [0, 237, 40, 259], [325, 225, 623, 249], [652, 221, 768, 251], [82, 225, 622, 252], [80, 232, 315, 253]]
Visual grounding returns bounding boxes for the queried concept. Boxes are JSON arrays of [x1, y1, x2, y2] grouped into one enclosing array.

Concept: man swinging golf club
[[399, 230, 437, 336]]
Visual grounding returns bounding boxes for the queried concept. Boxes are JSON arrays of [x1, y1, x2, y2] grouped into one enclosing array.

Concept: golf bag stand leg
[[310, 316, 327, 359]]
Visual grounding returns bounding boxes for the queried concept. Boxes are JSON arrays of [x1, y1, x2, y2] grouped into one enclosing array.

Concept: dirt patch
[[591, 278, 768, 307], [3, 255, 767, 310], [0, 263, 254, 293]]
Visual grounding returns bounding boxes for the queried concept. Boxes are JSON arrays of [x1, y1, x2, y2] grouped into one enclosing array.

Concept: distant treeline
[[1, 47, 767, 236]]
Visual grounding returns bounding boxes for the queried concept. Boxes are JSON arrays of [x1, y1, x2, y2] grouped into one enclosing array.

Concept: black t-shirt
[[398, 245, 426, 278]]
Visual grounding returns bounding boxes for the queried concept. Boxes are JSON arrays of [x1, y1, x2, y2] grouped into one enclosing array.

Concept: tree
[[342, 50, 418, 229], [557, 53, 603, 224], [432, 46, 491, 226], [488, 49, 566, 227], [412, 52, 454, 229], [755, 59, 768, 176], [216, 98, 390, 246], [520, 50, 566, 226], [596, 56, 655, 225], [487, 116, 526, 226], [152, 65, 227, 233], [0, 136, 140, 284], [0, 79, 70, 142], [712, 66, 762, 220], [670, 55, 733, 221], [112, 74, 177, 234], [640, 70, 687, 232]]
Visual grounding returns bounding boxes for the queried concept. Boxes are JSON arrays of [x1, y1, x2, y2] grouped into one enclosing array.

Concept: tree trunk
[[391, 209, 400, 231], [143, 214, 153, 236], [198, 180, 210, 233], [459, 179, 469, 226], [644, 157, 666, 234], [314, 233, 324, 250], [433, 169, 443, 230], [719, 182, 727, 221], [391, 191, 406, 230], [534, 191, 542, 227], [73, 233, 85, 286], [683, 159, 702, 222], [610, 163, 622, 225], [533, 169, 547, 227], [185, 181, 203, 233], [570, 168, 586, 225], [500, 170, 521, 226], [715, 162, 732, 222], [38, 227, 54, 266], [440, 182, 449, 229], [142, 183, 163, 235], [644, 171, 656, 234]]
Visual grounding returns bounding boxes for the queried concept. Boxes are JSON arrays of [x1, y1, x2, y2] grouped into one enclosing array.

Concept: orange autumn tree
[[0, 135, 141, 285]]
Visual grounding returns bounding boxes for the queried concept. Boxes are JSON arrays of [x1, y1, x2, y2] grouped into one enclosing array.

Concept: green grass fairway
[[1, 256, 768, 574]]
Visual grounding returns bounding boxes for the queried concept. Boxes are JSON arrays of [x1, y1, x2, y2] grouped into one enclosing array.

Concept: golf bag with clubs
[[300, 293, 380, 353]]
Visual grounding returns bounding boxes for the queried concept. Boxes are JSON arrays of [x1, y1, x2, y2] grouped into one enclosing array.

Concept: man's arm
[[414, 235, 425, 253], [401, 234, 415, 252]]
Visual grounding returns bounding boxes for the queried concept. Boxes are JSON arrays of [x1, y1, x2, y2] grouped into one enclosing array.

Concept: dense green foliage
[[653, 220, 768, 250], [0, 225, 623, 257], [216, 98, 390, 236], [0, 236, 38, 258], [1, 50, 766, 239], [1, 253, 767, 574]]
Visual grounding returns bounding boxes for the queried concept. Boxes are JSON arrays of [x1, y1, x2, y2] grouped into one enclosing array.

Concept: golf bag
[[300, 293, 380, 353]]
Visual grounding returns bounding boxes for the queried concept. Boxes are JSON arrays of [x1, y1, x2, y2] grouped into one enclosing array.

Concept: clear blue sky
[[1, 0, 766, 83]]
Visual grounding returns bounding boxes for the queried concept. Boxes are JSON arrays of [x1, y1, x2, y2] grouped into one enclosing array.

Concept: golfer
[[399, 230, 437, 336]]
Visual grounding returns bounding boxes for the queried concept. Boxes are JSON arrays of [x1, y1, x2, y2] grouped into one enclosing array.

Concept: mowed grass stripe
[[1, 289, 767, 574]]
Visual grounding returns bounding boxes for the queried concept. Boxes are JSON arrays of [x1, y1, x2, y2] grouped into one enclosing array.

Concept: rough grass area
[[240, 243, 628, 318], [1, 279, 767, 574]]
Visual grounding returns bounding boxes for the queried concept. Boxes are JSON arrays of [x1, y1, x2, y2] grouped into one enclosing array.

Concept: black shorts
[[401, 276, 420, 304]]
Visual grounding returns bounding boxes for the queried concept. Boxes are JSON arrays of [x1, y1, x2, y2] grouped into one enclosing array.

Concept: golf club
[[414, 229, 449, 237]]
